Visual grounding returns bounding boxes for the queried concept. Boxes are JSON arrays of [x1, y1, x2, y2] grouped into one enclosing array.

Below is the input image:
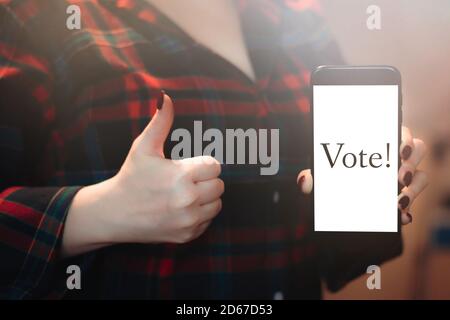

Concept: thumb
[[136, 90, 174, 157]]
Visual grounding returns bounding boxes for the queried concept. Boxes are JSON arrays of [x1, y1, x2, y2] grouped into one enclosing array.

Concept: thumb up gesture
[[63, 92, 224, 256]]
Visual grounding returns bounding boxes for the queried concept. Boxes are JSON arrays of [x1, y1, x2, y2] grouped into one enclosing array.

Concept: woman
[[0, 0, 427, 299]]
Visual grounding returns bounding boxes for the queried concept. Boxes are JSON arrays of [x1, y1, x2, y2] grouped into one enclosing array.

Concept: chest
[[149, 0, 256, 81], [43, 5, 312, 184]]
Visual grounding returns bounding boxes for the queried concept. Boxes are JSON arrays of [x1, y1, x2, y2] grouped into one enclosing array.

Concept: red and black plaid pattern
[[0, 0, 400, 299]]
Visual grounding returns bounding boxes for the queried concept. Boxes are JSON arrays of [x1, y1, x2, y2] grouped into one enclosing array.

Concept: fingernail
[[402, 145, 412, 160], [399, 195, 410, 210], [157, 90, 165, 110], [403, 171, 413, 186], [407, 213, 413, 223]]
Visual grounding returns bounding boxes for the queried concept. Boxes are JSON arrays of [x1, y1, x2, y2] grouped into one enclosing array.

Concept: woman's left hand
[[297, 126, 428, 225]]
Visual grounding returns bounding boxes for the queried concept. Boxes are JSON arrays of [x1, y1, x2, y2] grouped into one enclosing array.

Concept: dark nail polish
[[399, 195, 410, 210], [407, 213, 413, 223], [403, 171, 413, 186], [157, 90, 165, 110], [402, 145, 412, 160]]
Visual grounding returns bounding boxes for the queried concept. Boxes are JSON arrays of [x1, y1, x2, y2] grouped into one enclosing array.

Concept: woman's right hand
[[62, 92, 224, 257]]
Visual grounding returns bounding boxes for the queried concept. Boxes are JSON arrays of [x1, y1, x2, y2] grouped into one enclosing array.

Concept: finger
[[197, 199, 222, 224], [403, 138, 427, 168], [398, 162, 415, 187], [192, 220, 213, 240], [400, 126, 414, 161], [172, 180, 199, 209], [398, 170, 428, 211], [137, 91, 174, 157], [195, 178, 225, 205], [399, 138, 427, 186], [401, 211, 413, 225], [297, 169, 313, 194], [177, 156, 222, 182]]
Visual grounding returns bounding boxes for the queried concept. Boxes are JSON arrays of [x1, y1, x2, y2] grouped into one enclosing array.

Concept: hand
[[63, 92, 224, 257], [296, 126, 428, 225]]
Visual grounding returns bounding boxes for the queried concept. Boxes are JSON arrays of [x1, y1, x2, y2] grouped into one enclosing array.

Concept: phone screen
[[313, 85, 399, 232]]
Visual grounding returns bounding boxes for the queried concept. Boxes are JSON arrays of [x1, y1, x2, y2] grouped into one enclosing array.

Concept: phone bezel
[[311, 65, 402, 236]]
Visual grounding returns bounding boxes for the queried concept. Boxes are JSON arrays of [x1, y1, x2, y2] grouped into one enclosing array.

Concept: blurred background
[[319, 0, 450, 299]]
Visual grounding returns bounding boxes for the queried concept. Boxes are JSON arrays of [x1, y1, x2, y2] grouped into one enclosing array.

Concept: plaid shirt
[[0, 0, 402, 299]]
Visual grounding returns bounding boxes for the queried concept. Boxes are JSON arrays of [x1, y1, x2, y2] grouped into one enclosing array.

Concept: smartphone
[[311, 65, 402, 233]]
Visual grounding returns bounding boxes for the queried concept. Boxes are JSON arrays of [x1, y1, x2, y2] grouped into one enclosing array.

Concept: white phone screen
[[313, 85, 399, 232]]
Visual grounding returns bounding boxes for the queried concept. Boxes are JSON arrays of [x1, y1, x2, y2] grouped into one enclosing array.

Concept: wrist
[[62, 177, 121, 256]]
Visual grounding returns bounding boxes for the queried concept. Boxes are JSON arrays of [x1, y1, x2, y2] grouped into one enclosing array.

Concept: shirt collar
[[99, 0, 283, 88]]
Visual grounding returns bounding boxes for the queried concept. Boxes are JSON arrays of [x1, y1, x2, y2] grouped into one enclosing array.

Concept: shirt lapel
[[99, 0, 282, 91]]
